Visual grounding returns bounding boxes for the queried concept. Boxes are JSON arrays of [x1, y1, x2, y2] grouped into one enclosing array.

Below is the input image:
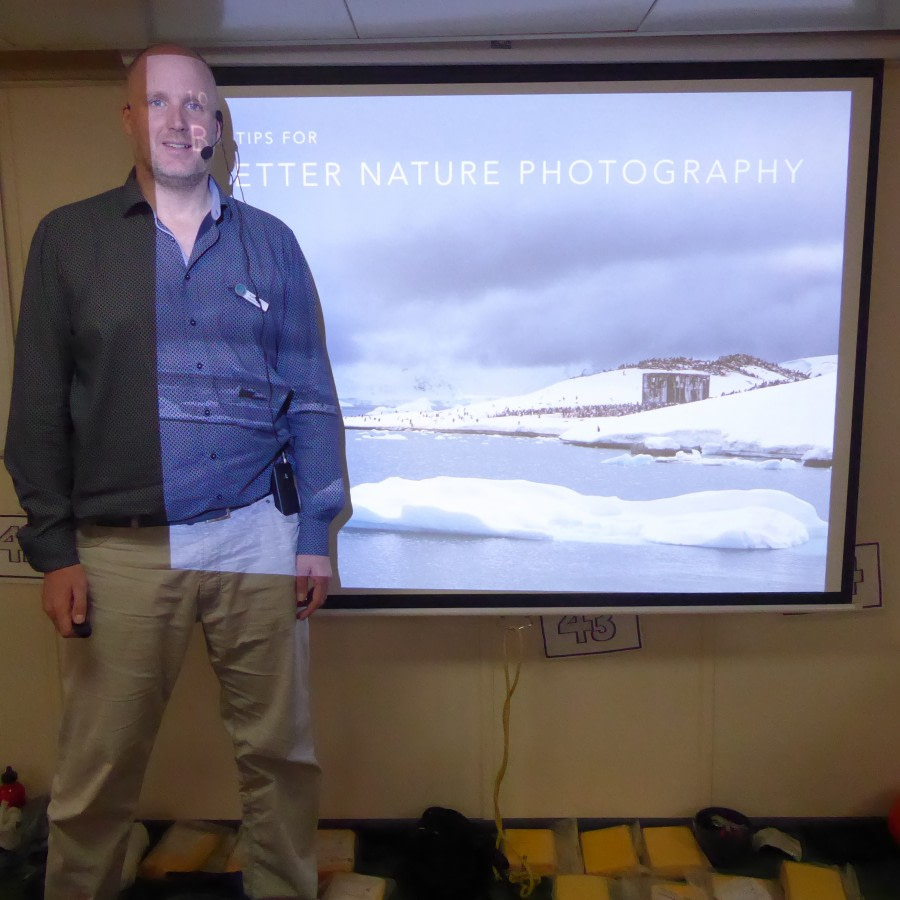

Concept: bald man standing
[[5, 45, 346, 899]]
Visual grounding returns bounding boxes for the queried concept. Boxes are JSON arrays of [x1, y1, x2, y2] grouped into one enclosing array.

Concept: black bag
[[397, 807, 504, 900]]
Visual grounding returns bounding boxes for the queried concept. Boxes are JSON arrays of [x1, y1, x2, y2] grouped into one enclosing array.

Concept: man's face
[[123, 52, 220, 192]]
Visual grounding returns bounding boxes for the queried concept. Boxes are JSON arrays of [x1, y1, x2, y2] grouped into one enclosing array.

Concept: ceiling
[[0, 0, 900, 74], [1, 1, 900, 62]]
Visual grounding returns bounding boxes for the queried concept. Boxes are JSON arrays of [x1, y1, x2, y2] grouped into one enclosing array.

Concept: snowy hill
[[560, 374, 835, 462], [343, 355, 837, 462]]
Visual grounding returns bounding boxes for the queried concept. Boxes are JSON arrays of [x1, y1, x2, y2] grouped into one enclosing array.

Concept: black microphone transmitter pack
[[272, 455, 300, 516]]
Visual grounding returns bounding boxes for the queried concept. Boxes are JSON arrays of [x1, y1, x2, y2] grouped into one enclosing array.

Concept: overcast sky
[[227, 86, 860, 402]]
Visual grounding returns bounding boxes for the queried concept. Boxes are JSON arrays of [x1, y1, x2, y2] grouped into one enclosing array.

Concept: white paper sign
[[541, 615, 642, 658]]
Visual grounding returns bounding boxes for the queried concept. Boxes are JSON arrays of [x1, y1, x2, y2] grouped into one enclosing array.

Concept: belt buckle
[[205, 508, 232, 523]]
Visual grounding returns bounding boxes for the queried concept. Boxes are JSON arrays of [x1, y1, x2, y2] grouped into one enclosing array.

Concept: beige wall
[[1, 66, 899, 823]]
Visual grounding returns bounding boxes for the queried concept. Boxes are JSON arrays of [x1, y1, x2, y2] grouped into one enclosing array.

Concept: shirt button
[[204, 408, 211, 416], [185, 273, 191, 281], [196, 362, 203, 370], [217, 494, 223, 501], [210, 452, 217, 459], [190, 319, 197, 326]]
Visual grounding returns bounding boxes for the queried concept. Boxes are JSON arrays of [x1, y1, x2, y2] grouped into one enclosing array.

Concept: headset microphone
[[200, 110, 224, 161]]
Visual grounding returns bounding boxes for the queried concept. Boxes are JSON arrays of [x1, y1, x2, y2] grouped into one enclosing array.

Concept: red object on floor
[[889, 796, 900, 846], [0, 767, 25, 808]]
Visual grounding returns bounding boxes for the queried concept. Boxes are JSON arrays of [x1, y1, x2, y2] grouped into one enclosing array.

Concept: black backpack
[[397, 807, 505, 900]]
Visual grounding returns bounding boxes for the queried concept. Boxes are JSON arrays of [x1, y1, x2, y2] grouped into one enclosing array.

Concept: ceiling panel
[[346, 0, 654, 40], [148, 0, 358, 45], [641, 0, 900, 34]]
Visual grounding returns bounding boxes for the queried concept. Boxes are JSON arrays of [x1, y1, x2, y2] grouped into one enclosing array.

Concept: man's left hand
[[295, 573, 329, 619], [295, 555, 332, 619]]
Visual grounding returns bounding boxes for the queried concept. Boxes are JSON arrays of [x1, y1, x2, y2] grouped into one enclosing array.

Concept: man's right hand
[[42, 564, 89, 637]]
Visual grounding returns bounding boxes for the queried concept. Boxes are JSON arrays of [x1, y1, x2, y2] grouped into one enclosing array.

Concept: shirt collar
[[119, 169, 150, 216], [119, 169, 225, 222], [209, 178, 223, 221]]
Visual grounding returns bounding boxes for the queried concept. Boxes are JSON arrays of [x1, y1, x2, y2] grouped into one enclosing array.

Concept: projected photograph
[[224, 77, 869, 601]]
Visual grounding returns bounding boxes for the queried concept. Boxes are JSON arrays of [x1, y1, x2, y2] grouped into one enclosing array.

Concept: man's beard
[[151, 161, 208, 191]]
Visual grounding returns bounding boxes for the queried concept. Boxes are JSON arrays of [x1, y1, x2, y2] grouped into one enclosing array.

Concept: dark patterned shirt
[[5, 172, 346, 572]]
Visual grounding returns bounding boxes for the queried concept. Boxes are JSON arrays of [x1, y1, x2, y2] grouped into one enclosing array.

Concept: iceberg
[[347, 476, 826, 550]]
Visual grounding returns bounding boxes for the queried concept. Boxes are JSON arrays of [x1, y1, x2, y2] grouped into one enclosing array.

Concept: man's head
[[122, 44, 221, 193]]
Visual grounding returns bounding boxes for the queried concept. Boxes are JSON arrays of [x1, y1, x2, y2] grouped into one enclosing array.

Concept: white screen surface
[[218, 65, 878, 610]]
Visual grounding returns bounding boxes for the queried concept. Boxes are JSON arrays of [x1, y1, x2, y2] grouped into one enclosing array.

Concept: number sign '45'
[[541, 615, 642, 658]]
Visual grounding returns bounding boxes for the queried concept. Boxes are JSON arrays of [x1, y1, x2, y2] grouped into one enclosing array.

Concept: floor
[[1, 816, 898, 899]]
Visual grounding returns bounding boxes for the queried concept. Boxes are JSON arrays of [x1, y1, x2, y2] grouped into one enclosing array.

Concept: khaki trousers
[[46, 502, 319, 900]]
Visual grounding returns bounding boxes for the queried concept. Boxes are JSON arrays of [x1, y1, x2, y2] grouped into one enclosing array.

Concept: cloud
[[317, 186, 847, 373]]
